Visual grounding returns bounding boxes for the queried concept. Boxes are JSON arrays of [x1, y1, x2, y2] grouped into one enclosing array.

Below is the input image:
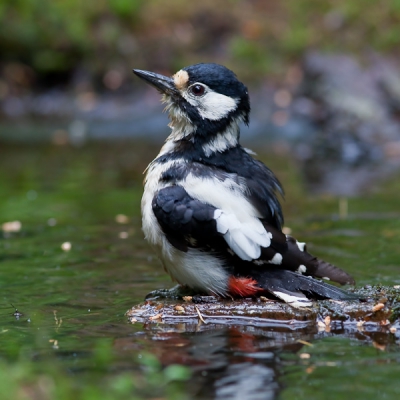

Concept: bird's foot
[[192, 295, 219, 304], [145, 285, 204, 300]]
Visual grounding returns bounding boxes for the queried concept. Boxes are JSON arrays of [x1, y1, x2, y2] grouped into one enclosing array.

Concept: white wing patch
[[183, 173, 271, 261], [214, 209, 271, 261], [268, 253, 283, 265]]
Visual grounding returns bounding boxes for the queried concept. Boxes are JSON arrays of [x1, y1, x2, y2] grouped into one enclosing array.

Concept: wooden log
[[126, 285, 400, 333]]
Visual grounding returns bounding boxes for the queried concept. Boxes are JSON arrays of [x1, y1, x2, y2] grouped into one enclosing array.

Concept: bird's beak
[[133, 69, 178, 96]]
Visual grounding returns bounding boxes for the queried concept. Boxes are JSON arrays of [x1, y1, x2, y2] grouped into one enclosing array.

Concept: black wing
[[153, 185, 355, 285], [152, 185, 223, 252]]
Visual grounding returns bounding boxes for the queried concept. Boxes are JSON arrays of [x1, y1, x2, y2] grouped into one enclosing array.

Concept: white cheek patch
[[198, 92, 238, 120], [183, 89, 238, 121]]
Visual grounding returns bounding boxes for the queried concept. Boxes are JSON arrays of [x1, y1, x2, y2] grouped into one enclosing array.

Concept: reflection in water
[[213, 363, 277, 400], [138, 326, 287, 399], [125, 320, 400, 399]]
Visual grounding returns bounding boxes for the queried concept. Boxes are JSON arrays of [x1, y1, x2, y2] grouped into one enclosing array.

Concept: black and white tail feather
[[134, 63, 359, 308]]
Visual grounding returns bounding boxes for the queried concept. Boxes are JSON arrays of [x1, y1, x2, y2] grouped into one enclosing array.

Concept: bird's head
[[133, 63, 250, 143]]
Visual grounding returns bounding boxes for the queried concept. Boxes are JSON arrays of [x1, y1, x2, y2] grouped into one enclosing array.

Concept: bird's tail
[[257, 268, 360, 308], [285, 235, 355, 285], [312, 258, 355, 285]]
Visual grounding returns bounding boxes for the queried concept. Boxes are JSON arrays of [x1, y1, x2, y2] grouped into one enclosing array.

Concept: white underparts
[[142, 158, 179, 249], [162, 247, 229, 296], [142, 156, 230, 295]]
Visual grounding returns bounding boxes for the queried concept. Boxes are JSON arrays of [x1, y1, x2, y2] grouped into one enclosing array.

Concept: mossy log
[[126, 285, 400, 333]]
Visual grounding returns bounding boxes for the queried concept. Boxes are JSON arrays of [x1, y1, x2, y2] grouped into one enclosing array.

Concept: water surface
[[0, 141, 399, 399]]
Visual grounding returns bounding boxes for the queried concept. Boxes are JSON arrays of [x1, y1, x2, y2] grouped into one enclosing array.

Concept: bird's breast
[[141, 158, 178, 248]]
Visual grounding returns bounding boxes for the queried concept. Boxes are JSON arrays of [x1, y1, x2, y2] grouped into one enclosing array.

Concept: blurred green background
[[1, 0, 400, 94], [1, 2, 400, 400]]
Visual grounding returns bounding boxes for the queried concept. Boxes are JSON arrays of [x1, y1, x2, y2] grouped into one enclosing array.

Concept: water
[[0, 141, 399, 399]]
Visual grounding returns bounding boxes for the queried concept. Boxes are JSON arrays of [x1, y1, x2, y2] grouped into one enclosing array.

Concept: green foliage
[[110, 0, 144, 17], [230, 37, 272, 75], [2, 0, 400, 86], [0, 0, 143, 74]]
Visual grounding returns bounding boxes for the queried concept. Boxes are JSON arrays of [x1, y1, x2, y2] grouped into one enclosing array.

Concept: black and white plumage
[[134, 63, 357, 307]]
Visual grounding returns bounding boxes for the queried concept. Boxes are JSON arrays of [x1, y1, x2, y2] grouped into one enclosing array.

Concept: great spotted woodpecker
[[134, 63, 356, 307]]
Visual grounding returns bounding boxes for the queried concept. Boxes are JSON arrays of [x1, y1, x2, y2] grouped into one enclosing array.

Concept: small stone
[[175, 305, 184, 312], [47, 218, 57, 226], [2, 221, 22, 232], [61, 242, 72, 251], [372, 303, 385, 312], [259, 296, 269, 302], [115, 214, 130, 224]]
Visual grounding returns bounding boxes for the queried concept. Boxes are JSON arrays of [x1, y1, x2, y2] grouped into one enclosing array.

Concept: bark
[[126, 285, 400, 333]]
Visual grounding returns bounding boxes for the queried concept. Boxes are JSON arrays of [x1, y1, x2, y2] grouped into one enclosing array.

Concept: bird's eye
[[190, 84, 205, 96]]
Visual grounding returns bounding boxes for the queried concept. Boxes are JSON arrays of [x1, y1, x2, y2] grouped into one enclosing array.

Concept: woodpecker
[[133, 63, 357, 307]]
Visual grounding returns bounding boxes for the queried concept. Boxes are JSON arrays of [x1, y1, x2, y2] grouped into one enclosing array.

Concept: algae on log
[[126, 285, 400, 333]]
